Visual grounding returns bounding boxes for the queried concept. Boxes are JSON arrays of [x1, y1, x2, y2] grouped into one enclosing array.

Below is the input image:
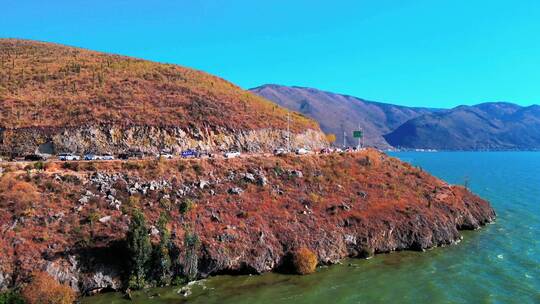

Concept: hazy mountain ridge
[[251, 85, 540, 150], [385, 102, 540, 150], [250, 84, 438, 148]]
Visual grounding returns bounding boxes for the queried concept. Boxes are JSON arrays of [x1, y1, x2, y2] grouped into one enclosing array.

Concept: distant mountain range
[[385, 103, 540, 150], [251, 84, 540, 150], [250, 84, 438, 149]]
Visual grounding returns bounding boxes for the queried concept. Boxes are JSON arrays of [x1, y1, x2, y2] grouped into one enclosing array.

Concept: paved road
[[1, 149, 370, 166]]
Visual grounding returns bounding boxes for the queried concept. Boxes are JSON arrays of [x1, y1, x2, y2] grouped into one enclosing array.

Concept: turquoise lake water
[[85, 152, 540, 304]]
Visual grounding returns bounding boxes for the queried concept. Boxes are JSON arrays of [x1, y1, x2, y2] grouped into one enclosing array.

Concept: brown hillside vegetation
[[0, 150, 495, 294], [0, 39, 316, 132]]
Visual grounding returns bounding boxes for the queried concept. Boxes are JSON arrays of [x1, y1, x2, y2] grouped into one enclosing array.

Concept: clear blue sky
[[2, 0, 539, 108]]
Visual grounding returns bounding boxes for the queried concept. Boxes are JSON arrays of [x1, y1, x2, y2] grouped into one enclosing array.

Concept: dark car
[[130, 151, 145, 159], [118, 153, 130, 160], [120, 151, 144, 159], [24, 154, 45, 161]]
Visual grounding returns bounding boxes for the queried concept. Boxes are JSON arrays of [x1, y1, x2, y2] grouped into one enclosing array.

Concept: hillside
[[250, 84, 437, 148], [384, 102, 540, 150], [0, 150, 495, 295], [0, 40, 324, 156]]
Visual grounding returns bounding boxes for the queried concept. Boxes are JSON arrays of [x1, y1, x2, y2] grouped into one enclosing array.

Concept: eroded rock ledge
[[0, 150, 495, 294], [0, 125, 326, 156]]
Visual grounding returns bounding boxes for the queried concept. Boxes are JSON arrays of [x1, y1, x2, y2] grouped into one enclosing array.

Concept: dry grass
[[0, 39, 317, 133], [21, 271, 76, 304]]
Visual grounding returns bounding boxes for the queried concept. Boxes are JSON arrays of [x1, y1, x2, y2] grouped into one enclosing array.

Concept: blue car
[[181, 150, 199, 158]]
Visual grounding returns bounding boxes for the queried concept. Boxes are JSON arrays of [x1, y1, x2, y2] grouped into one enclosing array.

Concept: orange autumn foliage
[[0, 174, 39, 215], [21, 272, 75, 304], [293, 247, 318, 275]]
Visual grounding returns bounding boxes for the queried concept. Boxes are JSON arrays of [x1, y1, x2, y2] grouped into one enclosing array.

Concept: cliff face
[[0, 126, 326, 156], [0, 150, 495, 294]]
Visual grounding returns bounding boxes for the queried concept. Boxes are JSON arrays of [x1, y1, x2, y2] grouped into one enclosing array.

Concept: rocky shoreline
[[0, 149, 495, 295]]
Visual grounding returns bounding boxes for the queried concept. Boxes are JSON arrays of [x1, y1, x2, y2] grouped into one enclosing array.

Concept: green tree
[[126, 210, 152, 289], [153, 213, 172, 286], [184, 229, 200, 281], [0, 290, 25, 304]]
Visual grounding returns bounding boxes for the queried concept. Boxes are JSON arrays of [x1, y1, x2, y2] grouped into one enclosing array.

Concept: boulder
[[98, 216, 111, 224], [228, 187, 243, 195]]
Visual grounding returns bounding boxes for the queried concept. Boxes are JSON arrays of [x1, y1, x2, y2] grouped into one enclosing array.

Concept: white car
[[97, 154, 114, 160], [157, 152, 174, 159], [224, 151, 241, 159], [58, 153, 80, 161], [273, 148, 288, 156], [84, 154, 98, 160], [295, 148, 310, 155]]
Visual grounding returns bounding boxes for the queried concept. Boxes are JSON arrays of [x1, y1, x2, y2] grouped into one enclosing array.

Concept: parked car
[[99, 154, 114, 160], [84, 154, 97, 161], [224, 151, 241, 159], [273, 148, 288, 156], [295, 148, 310, 155], [118, 153, 130, 160], [58, 153, 80, 161], [181, 149, 199, 158], [129, 151, 145, 159], [320, 148, 332, 154], [157, 151, 174, 159], [25, 154, 45, 161], [198, 150, 213, 158]]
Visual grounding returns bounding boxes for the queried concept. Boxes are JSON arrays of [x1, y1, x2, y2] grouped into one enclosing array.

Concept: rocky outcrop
[[0, 150, 495, 294], [0, 125, 327, 156]]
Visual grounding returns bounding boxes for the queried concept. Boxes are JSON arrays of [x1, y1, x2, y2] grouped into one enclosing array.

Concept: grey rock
[[199, 180, 210, 189], [257, 175, 268, 187], [290, 170, 303, 178], [98, 216, 111, 224], [228, 187, 243, 195], [243, 173, 256, 183]]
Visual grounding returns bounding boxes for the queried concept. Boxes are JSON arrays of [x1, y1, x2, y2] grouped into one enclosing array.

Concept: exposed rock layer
[[0, 126, 326, 156], [0, 150, 495, 294]]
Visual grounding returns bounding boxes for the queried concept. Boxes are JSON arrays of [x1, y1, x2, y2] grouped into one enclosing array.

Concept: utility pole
[[358, 124, 361, 149], [343, 131, 346, 148], [287, 111, 291, 152]]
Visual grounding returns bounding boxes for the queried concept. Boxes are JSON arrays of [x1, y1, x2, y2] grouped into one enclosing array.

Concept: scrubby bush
[[61, 162, 78, 171], [191, 163, 203, 175], [292, 247, 318, 275], [21, 271, 75, 304], [0, 291, 25, 304], [33, 161, 44, 171], [0, 174, 39, 215], [83, 162, 97, 171], [179, 198, 194, 215], [122, 161, 141, 170]]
